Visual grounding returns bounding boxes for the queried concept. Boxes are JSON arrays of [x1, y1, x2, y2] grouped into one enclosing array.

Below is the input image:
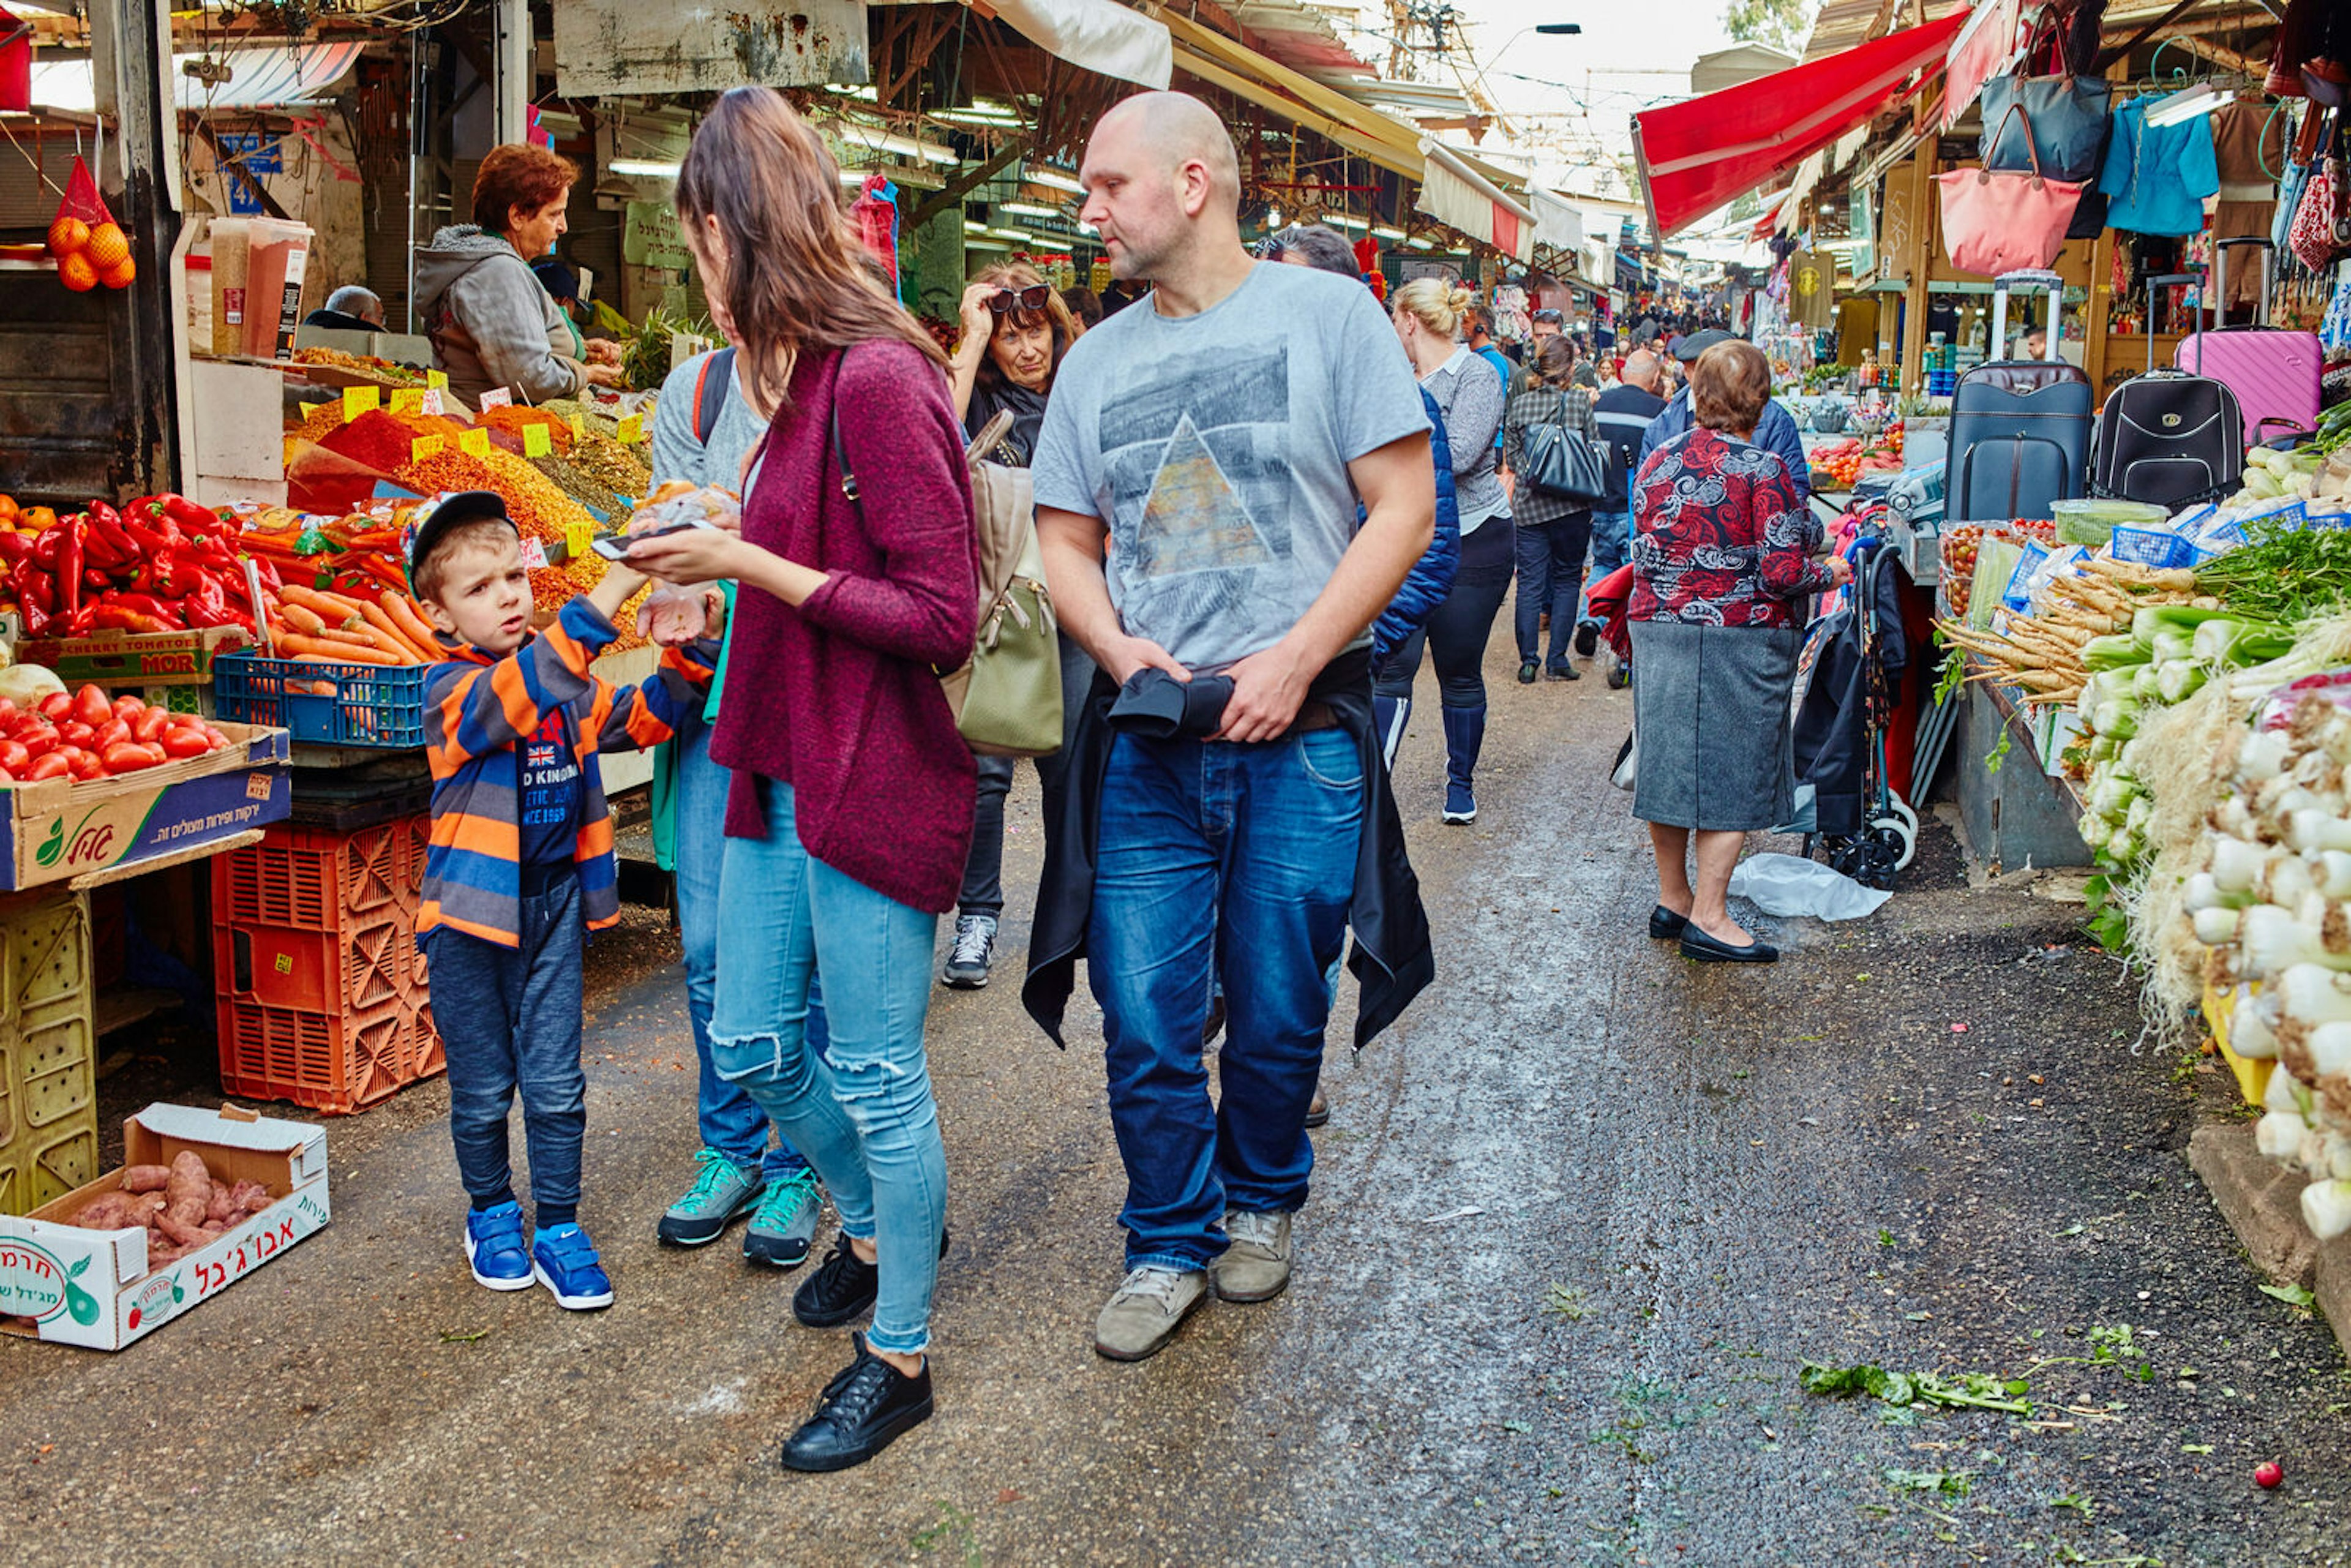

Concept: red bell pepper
[[54, 521, 84, 620], [90, 604, 173, 634], [17, 572, 54, 636], [0, 533, 33, 566], [107, 591, 185, 628], [160, 495, 224, 535], [83, 502, 137, 569]]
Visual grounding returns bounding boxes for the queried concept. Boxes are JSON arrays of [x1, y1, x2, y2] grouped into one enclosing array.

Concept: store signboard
[[623, 201, 695, 271], [555, 0, 869, 95]]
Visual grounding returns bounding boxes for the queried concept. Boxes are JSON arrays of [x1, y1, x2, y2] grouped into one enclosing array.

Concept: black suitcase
[[1947, 271, 2092, 523], [2090, 272, 2244, 508]]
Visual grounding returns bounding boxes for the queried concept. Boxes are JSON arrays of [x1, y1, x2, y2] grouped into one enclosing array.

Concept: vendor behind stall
[[416, 146, 623, 406]]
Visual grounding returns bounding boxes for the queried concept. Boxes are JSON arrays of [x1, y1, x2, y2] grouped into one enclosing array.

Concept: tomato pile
[[0, 686, 233, 786], [1938, 519, 2058, 618]]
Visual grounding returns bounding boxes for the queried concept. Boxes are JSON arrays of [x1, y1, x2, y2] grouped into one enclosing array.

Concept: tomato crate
[[212, 652, 431, 749], [0, 888, 98, 1217], [211, 817, 440, 1114]]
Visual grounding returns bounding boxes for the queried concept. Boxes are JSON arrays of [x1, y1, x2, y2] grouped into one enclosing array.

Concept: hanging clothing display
[[1835, 296, 1877, 365], [2209, 101, 2290, 310], [2099, 95, 2221, 236], [1789, 249, 1837, 330]]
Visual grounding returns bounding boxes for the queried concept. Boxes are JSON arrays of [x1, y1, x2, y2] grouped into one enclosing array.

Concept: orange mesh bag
[[47, 154, 133, 290]]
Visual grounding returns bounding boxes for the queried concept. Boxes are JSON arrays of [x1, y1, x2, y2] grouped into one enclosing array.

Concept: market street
[[6, 655, 2349, 1566]]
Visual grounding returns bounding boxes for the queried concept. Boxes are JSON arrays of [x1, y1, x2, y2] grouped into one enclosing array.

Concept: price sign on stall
[[568, 413, 584, 441], [301, 402, 333, 424], [390, 389, 426, 415], [459, 428, 491, 459], [425, 369, 449, 390], [523, 424, 553, 458], [566, 519, 594, 559], [342, 384, 380, 421], [617, 414, 646, 445], [519, 537, 549, 569], [477, 387, 513, 411], [411, 435, 444, 463]]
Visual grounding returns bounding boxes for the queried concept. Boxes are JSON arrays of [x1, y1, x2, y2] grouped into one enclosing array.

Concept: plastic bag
[[1727, 853, 1892, 921], [624, 484, 737, 646]]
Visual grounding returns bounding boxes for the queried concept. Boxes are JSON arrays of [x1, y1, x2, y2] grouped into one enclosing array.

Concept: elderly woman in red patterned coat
[[1627, 339, 1851, 967]]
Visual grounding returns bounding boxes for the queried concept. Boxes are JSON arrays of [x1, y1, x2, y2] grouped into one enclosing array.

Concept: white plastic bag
[[1727, 852, 1891, 921]]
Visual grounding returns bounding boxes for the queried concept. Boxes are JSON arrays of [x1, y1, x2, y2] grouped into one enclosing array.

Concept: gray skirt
[[1628, 618, 1803, 831]]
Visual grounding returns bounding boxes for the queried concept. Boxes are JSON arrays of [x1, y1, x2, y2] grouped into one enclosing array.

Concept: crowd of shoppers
[[415, 86, 1839, 1481]]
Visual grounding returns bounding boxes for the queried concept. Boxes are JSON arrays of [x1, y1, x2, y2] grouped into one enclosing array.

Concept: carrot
[[276, 632, 402, 666], [280, 584, 362, 627], [279, 603, 328, 637], [381, 591, 443, 656], [351, 596, 433, 664]]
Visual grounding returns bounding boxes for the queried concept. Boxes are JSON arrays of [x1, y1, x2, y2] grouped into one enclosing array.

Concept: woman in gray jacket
[[416, 145, 623, 408]]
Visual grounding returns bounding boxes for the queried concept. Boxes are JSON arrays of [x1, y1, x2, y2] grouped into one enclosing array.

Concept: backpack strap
[[694, 347, 736, 448], [828, 398, 859, 504]]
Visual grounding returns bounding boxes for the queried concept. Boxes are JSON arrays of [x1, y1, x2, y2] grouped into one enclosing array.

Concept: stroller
[[1585, 563, 1634, 689], [1783, 508, 1917, 890]]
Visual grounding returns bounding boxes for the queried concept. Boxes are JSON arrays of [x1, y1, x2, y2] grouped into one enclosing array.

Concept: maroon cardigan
[[714, 341, 979, 914]]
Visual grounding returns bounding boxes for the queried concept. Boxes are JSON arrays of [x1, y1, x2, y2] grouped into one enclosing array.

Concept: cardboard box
[[0, 721, 291, 891], [13, 625, 254, 687], [0, 1103, 329, 1350]]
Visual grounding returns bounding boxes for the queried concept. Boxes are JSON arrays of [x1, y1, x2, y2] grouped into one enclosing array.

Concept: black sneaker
[[1547, 661, 1581, 681], [780, 1332, 934, 1472], [792, 1229, 953, 1329], [1573, 620, 1599, 658], [1517, 659, 1539, 685]]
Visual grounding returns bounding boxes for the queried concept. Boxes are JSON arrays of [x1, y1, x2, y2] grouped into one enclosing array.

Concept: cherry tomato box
[[0, 719, 290, 891], [0, 1103, 329, 1351]]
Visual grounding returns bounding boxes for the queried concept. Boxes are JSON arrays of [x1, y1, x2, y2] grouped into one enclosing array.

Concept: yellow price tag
[[565, 520, 594, 559], [390, 388, 426, 415], [459, 428, 491, 459], [301, 401, 334, 422], [568, 413, 584, 441], [617, 414, 646, 445], [426, 369, 449, 389], [523, 424, 553, 458], [410, 435, 444, 463], [342, 384, 381, 421]]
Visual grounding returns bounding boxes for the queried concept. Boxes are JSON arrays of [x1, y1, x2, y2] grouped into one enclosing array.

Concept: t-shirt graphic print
[[1030, 262, 1429, 672]]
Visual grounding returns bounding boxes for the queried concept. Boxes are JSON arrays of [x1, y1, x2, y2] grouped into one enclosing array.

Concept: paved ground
[[6, 645, 2350, 1566]]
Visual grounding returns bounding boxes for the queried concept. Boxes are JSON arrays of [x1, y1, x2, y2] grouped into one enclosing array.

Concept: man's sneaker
[[464, 1201, 533, 1291], [780, 1332, 935, 1472], [743, 1169, 823, 1269], [1573, 620, 1600, 658], [1093, 1265, 1209, 1361], [657, 1147, 765, 1248], [1442, 782, 1477, 825], [940, 914, 997, 989], [1211, 1209, 1294, 1304], [793, 1228, 951, 1329], [531, 1224, 615, 1310], [1303, 1087, 1329, 1128]]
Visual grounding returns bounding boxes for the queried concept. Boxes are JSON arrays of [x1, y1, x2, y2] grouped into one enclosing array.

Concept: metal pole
[[407, 31, 421, 334], [493, 0, 531, 148]]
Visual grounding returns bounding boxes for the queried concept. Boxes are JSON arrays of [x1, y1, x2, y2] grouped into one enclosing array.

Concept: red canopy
[[1633, 12, 1967, 238]]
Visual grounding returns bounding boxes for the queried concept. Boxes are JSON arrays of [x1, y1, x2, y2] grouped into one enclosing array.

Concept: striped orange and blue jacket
[[417, 595, 716, 948]]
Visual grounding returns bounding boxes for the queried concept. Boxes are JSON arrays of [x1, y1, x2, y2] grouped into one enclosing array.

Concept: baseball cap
[[1673, 328, 1734, 362], [403, 490, 519, 598]]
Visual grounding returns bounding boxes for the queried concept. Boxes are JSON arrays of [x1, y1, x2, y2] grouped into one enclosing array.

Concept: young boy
[[407, 490, 718, 1310]]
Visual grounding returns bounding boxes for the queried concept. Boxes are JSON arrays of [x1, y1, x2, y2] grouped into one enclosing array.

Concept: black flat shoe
[[1548, 662, 1581, 681], [1517, 660, 1540, 685], [793, 1229, 953, 1329], [1648, 905, 1689, 939], [781, 1332, 934, 1472], [1573, 621, 1599, 658], [1679, 925, 1779, 964]]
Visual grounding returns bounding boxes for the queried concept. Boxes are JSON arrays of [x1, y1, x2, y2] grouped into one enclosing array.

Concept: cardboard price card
[[565, 520, 594, 559], [617, 414, 646, 445], [458, 429, 491, 459], [301, 401, 334, 424], [477, 386, 513, 411], [519, 537, 549, 569], [342, 384, 381, 421], [411, 435, 444, 463], [523, 424, 553, 458], [568, 412, 584, 441], [426, 369, 448, 389], [389, 388, 426, 415]]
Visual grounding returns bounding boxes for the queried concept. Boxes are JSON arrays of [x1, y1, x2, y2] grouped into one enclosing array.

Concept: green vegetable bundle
[[2194, 519, 2351, 623]]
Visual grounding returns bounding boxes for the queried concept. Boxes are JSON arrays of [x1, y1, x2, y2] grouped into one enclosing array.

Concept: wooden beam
[[193, 122, 290, 219], [1149, 6, 1423, 160], [1167, 45, 1420, 178], [906, 136, 1027, 228]]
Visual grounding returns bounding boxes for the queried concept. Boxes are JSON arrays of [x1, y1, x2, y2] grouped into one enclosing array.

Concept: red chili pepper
[[55, 521, 84, 620], [30, 528, 61, 571], [249, 555, 285, 595], [0, 533, 33, 565], [60, 603, 98, 639], [18, 572, 53, 636], [81, 568, 110, 592], [89, 604, 171, 634], [160, 495, 223, 535], [106, 591, 186, 628]]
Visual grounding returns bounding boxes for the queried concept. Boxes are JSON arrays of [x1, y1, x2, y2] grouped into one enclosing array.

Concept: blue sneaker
[[463, 1202, 533, 1291], [531, 1223, 615, 1310]]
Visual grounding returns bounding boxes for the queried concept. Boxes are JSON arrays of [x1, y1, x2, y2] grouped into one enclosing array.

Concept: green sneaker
[[657, 1148, 766, 1248], [743, 1169, 823, 1269]]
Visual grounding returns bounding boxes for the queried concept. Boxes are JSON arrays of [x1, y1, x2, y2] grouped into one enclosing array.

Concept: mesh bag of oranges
[[47, 155, 133, 292]]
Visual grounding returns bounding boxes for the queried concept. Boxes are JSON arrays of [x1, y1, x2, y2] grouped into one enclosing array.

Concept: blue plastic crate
[[212, 651, 431, 749]]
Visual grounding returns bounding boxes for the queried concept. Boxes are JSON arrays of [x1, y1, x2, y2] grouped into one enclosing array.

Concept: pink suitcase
[[2174, 237, 2324, 443]]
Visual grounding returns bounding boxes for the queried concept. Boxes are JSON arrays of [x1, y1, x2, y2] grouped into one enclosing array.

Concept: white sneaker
[[1093, 1264, 1209, 1361]]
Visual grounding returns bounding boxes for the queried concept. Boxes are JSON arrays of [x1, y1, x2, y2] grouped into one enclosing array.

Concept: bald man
[[1026, 91, 1437, 1363], [1580, 349, 1671, 651]]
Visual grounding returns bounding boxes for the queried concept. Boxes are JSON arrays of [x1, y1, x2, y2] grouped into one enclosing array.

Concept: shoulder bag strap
[[694, 346, 736, 447]]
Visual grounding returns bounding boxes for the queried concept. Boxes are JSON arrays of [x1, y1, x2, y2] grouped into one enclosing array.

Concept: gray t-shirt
[[1031, 261, 1430, 672]]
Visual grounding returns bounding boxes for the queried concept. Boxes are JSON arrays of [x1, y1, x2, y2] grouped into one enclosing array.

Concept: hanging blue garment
[[2098, 95, 2221, 236]]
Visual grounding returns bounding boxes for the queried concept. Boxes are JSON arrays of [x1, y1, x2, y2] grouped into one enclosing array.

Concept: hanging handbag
[[1978, 36, 2113, 184], [1936, 103, 2085, 277], [1518, 387, 1611, 504], [830, 403, 1065, 759], [2289, 157, 2349, 272]]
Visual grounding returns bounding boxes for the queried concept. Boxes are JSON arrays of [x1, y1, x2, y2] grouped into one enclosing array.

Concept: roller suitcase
[[2173, 236, 2323, 443], [2093, 274, 2243, 507], [1946, 269, 2091, 523]]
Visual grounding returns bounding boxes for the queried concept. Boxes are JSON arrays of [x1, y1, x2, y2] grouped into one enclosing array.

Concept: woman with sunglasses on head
[[938, 262, 1094, 990]]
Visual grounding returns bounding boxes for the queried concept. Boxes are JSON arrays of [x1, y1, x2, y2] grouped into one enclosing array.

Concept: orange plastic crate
[[217, 994, 440, 1116]]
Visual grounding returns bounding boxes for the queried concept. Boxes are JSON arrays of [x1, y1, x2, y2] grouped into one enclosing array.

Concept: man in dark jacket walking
[[1578, 349, 1668, 653]]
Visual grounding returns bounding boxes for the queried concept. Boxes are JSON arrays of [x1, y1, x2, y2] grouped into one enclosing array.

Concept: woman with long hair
[[624, 86, 977, 1472], [939, 262, 1092, 989], [1377, 277, 1510, 825]]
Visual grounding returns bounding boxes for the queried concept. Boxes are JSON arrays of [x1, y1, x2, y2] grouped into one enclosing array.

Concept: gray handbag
[[1979, 70, 2112, 184]]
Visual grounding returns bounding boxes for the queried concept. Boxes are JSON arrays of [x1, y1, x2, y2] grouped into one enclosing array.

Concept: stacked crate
[[0, 888, 97, 1215]]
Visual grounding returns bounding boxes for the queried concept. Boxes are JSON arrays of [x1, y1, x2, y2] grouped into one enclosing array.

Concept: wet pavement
[[6, 646, 2350, 1567]]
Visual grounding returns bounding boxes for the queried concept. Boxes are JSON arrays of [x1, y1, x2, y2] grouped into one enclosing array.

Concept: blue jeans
[[1089, 730, 1364, 1272], [710, 777, 947, 1357], [1513, 512, 1591, 667], [427, 867, 587, 1221], [675, 727, 817, 1180]]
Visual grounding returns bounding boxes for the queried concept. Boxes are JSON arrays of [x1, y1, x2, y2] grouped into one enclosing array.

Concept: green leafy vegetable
[[1799, 1361, 2032, 1414], [2195, 520, 2351, 623]]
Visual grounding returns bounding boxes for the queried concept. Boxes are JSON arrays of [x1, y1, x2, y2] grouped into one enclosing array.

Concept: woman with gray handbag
[[1501, 336, 1602, 683]]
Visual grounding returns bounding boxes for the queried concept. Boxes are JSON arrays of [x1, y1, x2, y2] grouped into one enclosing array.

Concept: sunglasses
[[988, 285, 1053, 314], [1532, 309, 1564, 324]]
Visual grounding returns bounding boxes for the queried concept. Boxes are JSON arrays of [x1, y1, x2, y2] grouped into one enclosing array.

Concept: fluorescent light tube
[[834, 126, 959, 166], [609, 159, 680, 178], [1028, 168, 1085, 195], [1371, 225, 1405, 240], [1324, 213, 1368, 231], [997, 201, 1062, 220]]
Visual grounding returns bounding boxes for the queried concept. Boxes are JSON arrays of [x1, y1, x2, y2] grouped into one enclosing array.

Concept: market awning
[[1417, 138, 1534, 262], [986, 0, 1172, 89], [1528, 186, 1586, 254], [1631, 10, 1965, 238], [29, 42, 365, 114], [1148, 3, 1424, 178]]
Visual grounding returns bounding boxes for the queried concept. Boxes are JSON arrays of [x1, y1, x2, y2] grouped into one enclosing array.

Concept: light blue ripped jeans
[[710, 777, 947, 1356]]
